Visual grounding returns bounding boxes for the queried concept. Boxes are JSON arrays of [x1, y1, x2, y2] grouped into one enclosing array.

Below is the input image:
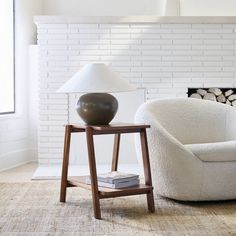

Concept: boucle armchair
[[135, 98, 236, 201]]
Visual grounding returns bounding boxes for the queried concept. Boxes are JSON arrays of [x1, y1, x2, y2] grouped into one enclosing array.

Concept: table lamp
[[57, 63, 135, 125]]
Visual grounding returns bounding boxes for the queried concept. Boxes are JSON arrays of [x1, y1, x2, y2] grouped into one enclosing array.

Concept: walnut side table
[[60, 123, 155, 219]]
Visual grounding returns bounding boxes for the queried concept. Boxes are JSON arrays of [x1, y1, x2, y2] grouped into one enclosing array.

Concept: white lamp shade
[[57, 63, 136, 93]]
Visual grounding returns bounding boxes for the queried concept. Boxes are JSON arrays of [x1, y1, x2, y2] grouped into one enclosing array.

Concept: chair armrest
[[135, 108, 203, 200]]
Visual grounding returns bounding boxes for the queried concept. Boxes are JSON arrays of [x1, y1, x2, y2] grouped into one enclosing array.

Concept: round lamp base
[[76, 93, 118, 125]]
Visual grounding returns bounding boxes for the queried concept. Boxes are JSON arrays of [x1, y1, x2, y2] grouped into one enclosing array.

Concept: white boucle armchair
[[135, 98, 236, 201]]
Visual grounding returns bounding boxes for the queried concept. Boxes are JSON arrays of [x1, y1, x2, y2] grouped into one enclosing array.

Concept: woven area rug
[[0, 181, 236, 236]]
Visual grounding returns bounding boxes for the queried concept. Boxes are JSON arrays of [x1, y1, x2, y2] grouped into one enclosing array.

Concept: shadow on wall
[[163, 0, 180, 16], [43, 0, 181, 16], [180, 0, 236, 16]]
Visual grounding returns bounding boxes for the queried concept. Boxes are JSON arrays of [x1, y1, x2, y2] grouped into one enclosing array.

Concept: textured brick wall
[[37, 21, 236, 165]]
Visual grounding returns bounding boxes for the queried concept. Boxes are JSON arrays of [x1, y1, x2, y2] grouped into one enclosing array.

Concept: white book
[[86, 178, 140, 189], [97, 171, 139, 184]]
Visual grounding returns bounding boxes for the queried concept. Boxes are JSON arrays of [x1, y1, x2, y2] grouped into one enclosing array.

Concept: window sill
[[0, 112, 22, 120]]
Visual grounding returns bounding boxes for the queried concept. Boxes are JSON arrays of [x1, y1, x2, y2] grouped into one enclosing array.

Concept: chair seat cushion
[[185, 140, 236, 162]]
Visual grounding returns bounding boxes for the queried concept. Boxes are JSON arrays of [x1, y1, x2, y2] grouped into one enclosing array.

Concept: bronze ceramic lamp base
[[76, 93, 118, 125]]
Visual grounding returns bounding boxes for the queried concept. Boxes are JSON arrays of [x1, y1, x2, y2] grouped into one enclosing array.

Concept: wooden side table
[[60, 123, 155, 219]]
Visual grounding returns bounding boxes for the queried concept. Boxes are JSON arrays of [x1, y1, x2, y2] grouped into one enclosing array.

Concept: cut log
[[217, 94, 226, 103], [190, 93, 202, 99], [208, 88, 222, 96], [226, 99, 232, 106], [228, 94, 236, 101], [232, 100, 236, 107], [203, 93, 216, 101], [197, 89, 207, 96], [225, 89, 234, 97]]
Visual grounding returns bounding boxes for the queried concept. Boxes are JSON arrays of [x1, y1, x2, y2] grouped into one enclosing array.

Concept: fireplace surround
[[35, 16, 236, 166]]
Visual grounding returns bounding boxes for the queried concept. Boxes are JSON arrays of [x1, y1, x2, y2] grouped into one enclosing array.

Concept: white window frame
[[0, 0, 15, 115]]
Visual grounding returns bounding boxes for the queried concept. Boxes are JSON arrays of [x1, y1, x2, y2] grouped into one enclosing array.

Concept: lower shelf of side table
[[67, 176, 153, 199]]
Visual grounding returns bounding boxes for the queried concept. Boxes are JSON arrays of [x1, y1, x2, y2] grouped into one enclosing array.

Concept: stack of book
[[86, 171, 140, 189]]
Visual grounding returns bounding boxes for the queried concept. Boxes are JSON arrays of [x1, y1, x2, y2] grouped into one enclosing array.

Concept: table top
[[68, 123, 150, 133]]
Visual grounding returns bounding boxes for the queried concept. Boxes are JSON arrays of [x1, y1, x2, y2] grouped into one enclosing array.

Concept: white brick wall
[[36, 21, 236, 165]]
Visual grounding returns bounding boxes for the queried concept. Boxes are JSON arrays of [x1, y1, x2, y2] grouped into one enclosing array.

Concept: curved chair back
[[143, 98, 229, 144]]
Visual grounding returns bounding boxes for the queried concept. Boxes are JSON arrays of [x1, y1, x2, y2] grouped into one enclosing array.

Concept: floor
[[0, 162, 141, 181], [0, 162, 38, 182], [32, 163, 141, 180], [0, 163, 236, 235]]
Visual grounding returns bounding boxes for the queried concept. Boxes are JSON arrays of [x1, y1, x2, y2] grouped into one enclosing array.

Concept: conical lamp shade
[[57, 63, 135, 93]]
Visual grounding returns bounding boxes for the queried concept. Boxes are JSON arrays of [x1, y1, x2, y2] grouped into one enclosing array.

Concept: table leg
[[86, 127, 101, 219], [111, 133, 121, 171], [140, 128, 155, 213], [60, 125, 72, 202]]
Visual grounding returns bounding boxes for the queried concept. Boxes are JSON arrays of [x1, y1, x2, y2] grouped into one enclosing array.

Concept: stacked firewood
[[190, 88, 236, 106]]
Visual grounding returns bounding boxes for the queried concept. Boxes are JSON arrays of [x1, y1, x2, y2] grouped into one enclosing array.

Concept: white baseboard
[[0, 149, 37, 172], [32, 164, 142, 180]]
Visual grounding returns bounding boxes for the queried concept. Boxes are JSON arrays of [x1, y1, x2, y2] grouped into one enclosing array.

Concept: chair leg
[[140, 128, 155, 213], [86, 127, 101, 219], [60, 125, 72, 202]]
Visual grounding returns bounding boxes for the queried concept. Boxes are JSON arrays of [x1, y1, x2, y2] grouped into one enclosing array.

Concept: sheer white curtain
[[0, 0, 14, 113]]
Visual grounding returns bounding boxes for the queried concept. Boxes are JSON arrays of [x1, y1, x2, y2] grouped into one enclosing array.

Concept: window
[[0, 0, 15, 114]]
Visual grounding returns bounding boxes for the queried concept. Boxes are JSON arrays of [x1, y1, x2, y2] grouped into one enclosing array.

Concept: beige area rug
[[0, 182, 236, 236]]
